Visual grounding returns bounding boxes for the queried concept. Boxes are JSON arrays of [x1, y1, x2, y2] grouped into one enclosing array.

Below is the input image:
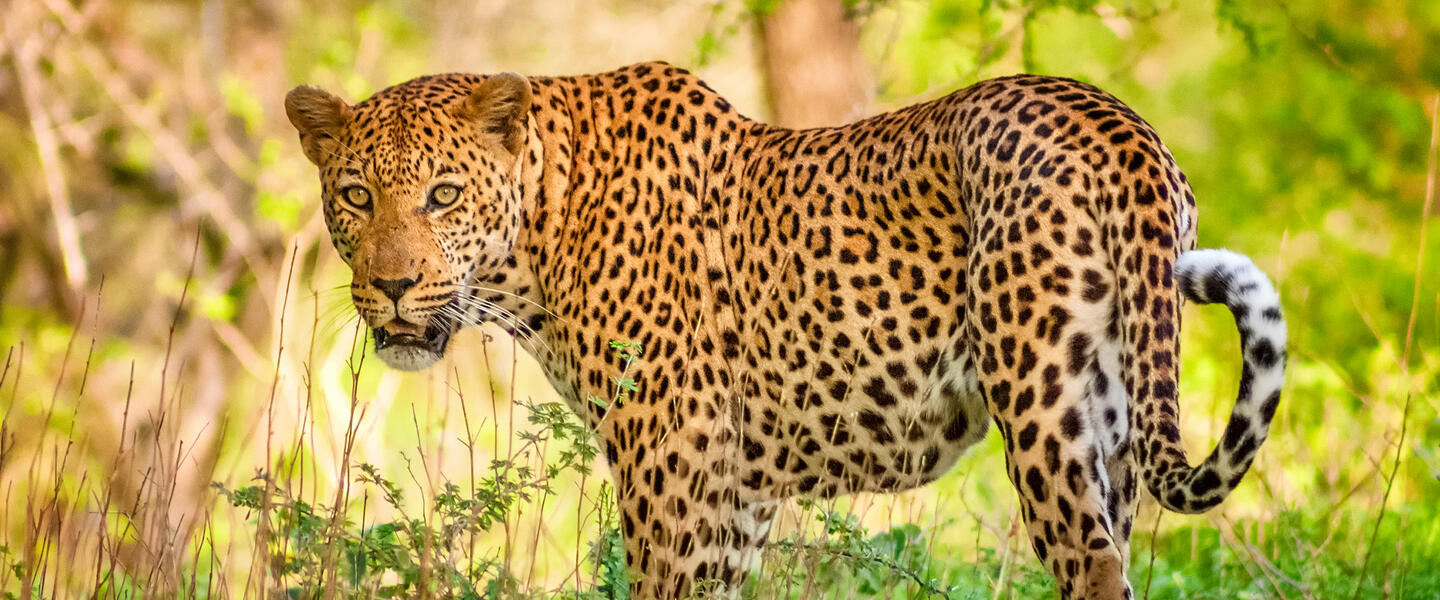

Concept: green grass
[[2, 306, 1433, 598]]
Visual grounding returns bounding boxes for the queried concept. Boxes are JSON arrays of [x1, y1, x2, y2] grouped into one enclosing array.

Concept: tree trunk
[[756, 0, 872, 129]]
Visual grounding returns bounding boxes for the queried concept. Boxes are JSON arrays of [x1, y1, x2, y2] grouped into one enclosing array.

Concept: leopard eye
[[428, 184, 462, 211], [340, 186, 372, 212]]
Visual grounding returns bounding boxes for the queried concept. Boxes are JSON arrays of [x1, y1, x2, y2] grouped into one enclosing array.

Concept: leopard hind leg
[[967, 219, 1134, 599]]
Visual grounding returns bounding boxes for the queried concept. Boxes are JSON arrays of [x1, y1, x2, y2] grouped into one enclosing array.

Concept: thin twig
[[7, 20, 87, 299], [1143, 509, 1161, 599], [1349, 393, 1413, 600], [1403, 94, 1438, 368]]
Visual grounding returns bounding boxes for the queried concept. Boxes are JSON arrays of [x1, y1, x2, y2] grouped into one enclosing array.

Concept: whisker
[[439, 305, 485, 330], [461, 283, 562, 320], [456, 298, 532, 338], [446, 302, 543, 357], [307, 285, 353, 298], [448, 299, 511, 331], [449, 294, 552, 356], [323, 137, 368, 170], [475, 306, 536, 345], [318, 311, 362, 338], [317, 303, 359, 332]]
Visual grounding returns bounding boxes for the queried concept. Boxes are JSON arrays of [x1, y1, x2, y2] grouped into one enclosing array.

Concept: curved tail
[[1135, 249, 1287, 514]]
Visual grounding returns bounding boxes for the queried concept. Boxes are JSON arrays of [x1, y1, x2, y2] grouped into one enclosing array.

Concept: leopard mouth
[[373, 323, 450, 353], [371, 316, 453, 371]]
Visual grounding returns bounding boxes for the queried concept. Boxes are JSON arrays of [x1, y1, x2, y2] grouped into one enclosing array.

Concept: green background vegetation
[[0, 0, 1436, 598]]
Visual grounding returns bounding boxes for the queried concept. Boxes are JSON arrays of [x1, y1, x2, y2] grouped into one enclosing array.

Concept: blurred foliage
[[1, 0, 1437, 597]]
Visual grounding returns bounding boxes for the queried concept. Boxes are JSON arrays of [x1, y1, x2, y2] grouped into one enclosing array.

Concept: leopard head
[[285, 73, 532, 371]]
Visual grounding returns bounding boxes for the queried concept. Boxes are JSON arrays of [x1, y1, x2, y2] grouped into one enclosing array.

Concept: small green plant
[[582, 487, 631, 600], [755, 500, 957, 599], [0, 544, 26, 600], [589, 341, 642, 411], [212, 341, 647, 598], [214, 413, 609, 598]]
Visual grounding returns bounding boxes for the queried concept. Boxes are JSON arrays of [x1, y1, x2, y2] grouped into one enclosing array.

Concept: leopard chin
[[375, 345, 443, 371]]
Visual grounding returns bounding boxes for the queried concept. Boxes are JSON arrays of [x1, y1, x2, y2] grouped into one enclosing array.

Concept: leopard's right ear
[[285, 86, 352, 166], [454, 73, 532, 158]]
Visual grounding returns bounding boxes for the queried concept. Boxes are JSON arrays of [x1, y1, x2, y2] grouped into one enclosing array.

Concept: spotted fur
[[286, 62, 1287, 599]]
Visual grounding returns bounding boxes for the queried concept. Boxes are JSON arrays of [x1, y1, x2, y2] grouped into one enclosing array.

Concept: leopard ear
[[285, 85, 352, 166], [456, 73, 531, 157]]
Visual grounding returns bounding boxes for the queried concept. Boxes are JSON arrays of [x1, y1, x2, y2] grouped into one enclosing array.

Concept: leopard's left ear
[[456, 73, 532, 157], [285, 85, 352, 166]]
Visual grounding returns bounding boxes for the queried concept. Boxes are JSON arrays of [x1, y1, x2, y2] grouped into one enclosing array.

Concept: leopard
[[285, 61, 1287, 599]]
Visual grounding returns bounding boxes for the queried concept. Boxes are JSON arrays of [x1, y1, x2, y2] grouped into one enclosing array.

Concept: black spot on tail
[[1203, 269, 1231, 304], [1166, 489, 1187, 510], [1259, 391, 1281, 424], [1221, 414, 1250, 450], [1191, 468, 1222, 495], [1249, 339, 1281, 370]]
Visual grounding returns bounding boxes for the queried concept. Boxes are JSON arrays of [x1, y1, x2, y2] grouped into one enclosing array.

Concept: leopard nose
[[372, 276, 418, 302]]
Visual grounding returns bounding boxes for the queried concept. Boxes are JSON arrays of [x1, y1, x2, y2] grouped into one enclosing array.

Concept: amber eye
[[340, 186, 372, 212], [428, 184, 462, 210]]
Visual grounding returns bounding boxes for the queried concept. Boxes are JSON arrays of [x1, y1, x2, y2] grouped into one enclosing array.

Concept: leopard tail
[[1128, 248, 1287, 514]]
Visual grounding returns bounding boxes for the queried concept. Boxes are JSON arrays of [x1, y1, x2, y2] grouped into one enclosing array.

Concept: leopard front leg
[[610, 422, 779, 598]]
